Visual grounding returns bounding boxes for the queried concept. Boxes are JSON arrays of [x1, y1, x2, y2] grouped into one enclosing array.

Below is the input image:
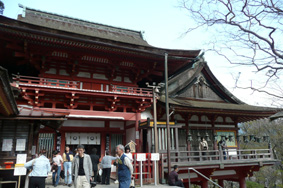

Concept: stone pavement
[[45, 173, 178, 188]]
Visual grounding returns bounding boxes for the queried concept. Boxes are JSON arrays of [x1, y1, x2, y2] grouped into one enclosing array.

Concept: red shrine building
[[0, 5, 279, 188]]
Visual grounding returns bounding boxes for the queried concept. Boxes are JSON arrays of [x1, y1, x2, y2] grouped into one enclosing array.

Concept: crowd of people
[[24, 144, 133, 188], [24, 137, 229, 188]]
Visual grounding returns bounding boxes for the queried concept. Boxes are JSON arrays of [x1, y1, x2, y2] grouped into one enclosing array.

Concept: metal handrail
[[188, 167, 222, 188]]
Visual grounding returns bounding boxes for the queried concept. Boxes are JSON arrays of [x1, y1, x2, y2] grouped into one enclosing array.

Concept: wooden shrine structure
[[0, 5, 280, 188]]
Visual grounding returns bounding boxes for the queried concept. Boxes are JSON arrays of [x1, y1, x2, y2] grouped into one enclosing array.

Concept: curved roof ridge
[[18, 4, 144, 35], [202, 63, 245, 104], [18, 4, 150, 46]]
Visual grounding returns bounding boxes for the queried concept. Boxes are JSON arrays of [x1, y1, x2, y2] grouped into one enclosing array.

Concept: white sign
[[14, 167, 27, 176], [14, 154, 27, 176], [16, 154, 27, 164], [16, 139, 26, 151], [2, 139, 13, 151], [136, 153, 146, 161], [151, 153, 160, 161]]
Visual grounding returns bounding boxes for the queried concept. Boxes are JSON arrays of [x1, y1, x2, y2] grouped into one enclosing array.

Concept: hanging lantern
[[213, 134, 218, 142], [263, 136, 267, 142], [228, 135, 233, 142], [205, 132, 211, 141], [187, 132, 193, 142], [236, 135, 241, 143], [197, 132, 201, 142], [263, 135, 270, 142], [243, 135, 249, 143], [256, 137, 262, 143], [249, 135, 255, 142]]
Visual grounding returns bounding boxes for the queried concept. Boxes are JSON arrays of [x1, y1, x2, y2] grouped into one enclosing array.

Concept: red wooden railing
[[112, 85, 152, 96], [13, 75, 80, 88], [13, 75, 153, 96], [132, 153, 155, 185]]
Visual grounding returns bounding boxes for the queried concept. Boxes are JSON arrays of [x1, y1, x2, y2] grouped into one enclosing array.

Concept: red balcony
[[12, 75, 153, 97], [12, 75, 153, 112]]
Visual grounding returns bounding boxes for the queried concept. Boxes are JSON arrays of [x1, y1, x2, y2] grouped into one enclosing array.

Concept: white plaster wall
[[63, 120, 105, 127], [110, 121, 124, 130], [126, 127, 136, 144], [126, 121, 134, 127], [141, 108, 153, 120]]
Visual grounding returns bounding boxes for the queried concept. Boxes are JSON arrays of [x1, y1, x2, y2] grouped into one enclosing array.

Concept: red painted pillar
[[60, 131, 65, 154], [239, 176, 246, 188], [101, 132, 106, 158], [135, 112, 141, 152], [201, 180, 208, 188], [218, 179, 224, 187]]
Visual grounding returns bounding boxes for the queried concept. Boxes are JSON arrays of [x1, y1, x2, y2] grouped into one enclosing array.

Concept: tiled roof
[[18, 4, 151, 47], [17, 106, 68, 118], [167, 97, 278, 112]]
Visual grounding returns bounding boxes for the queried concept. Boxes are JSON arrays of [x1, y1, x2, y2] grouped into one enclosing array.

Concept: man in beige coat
[[72, 145, 93, 188]]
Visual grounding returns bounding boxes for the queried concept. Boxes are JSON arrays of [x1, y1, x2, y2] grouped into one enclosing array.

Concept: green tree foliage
[[246, 180, 264, 188], [240, 118, 283, 187], [0, 0, 4, 15]]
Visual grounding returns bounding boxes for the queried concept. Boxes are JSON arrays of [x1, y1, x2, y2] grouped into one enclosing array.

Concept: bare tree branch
[[180, 0, 283, 100]]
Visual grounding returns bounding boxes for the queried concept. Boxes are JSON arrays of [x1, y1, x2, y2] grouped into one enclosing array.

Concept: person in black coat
[[90, 148, 100, 182]]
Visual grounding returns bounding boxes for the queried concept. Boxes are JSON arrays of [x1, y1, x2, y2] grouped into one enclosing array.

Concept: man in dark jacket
[[168, 165, 184, 187], [90, 148, 100, 182]]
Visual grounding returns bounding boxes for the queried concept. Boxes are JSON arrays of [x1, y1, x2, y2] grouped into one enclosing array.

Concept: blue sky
[[1, 0, 277, 107]]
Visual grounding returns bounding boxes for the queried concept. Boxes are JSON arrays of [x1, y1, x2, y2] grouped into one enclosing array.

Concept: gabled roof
[[269, 111, 283, 121], [158, 57, 279, 121], [161, 57, 244, 104]]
